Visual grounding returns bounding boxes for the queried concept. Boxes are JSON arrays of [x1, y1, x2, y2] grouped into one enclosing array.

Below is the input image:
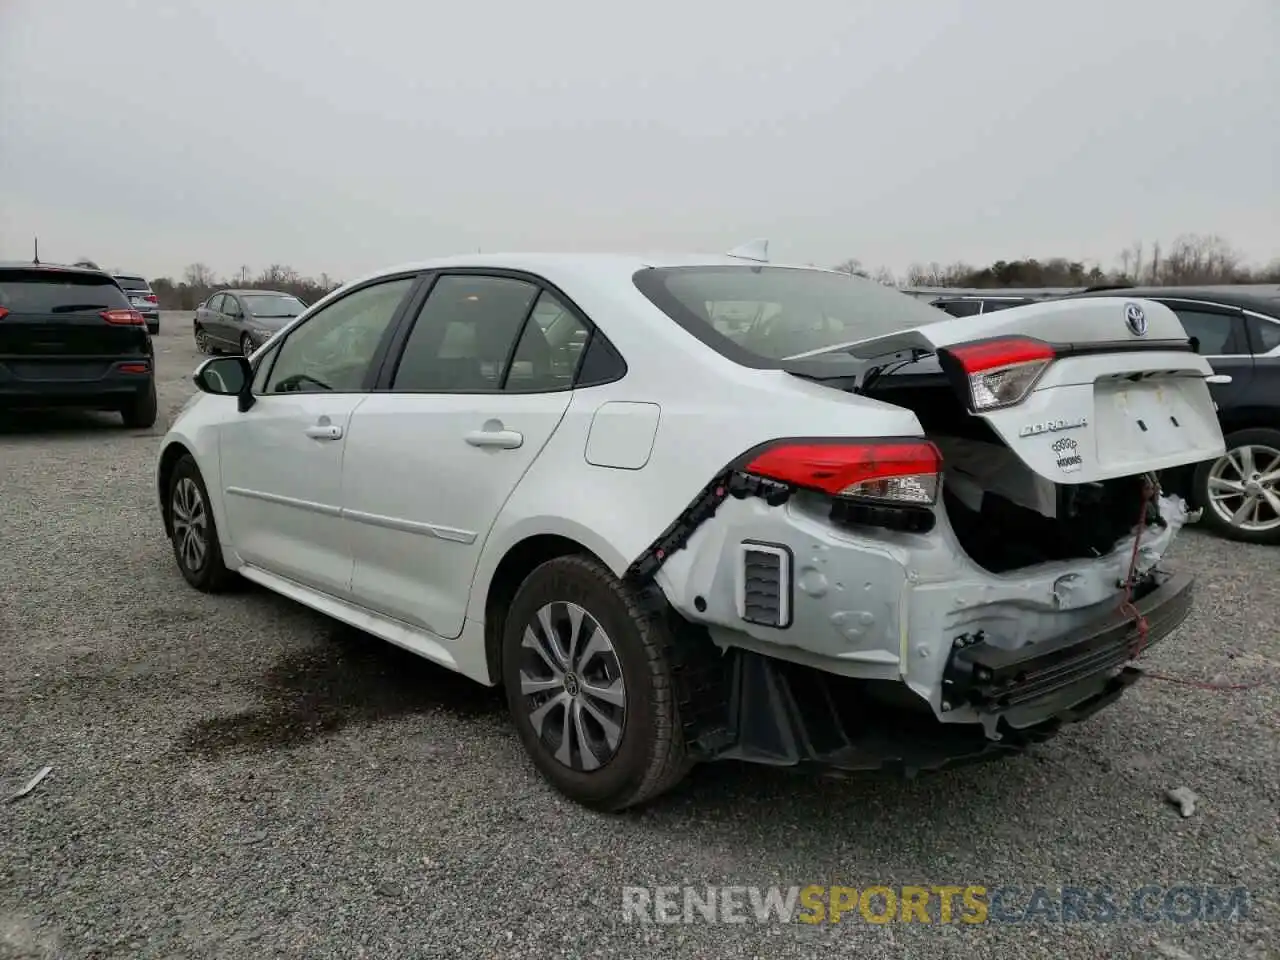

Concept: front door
[[215, 274, 420, 595]]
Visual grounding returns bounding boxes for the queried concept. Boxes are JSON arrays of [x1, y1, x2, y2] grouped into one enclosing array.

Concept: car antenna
[[33, 237, 40, 265], [726, 238, 769, 263]]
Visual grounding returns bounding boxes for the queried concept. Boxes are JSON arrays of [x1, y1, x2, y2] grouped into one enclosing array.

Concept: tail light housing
[[144, 294, 159, 304], [744, 439, 942, 506], [0, 307, 9, 321], [101, 308, 145, 326], [938, 336, 1054, 411]]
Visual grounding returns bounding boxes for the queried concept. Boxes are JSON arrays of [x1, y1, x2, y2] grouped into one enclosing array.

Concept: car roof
[[1064, 285, 1280, 314], [0, 261, 117, 279]]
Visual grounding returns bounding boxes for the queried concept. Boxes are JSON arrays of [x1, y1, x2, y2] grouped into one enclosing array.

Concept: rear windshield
[[633, 266, 944, 364], [114, 275, 151, 292], [241, 294, 305, 317], [0, 270, 131, 313]]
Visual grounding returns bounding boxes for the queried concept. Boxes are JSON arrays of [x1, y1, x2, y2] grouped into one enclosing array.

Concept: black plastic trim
[[739, 539, 795, 630]]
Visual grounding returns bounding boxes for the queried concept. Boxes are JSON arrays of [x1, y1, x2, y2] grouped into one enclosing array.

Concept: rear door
[[1155, 298, 1253, 416], [341, 273, 586, 638], [0, 268, 148, 383]]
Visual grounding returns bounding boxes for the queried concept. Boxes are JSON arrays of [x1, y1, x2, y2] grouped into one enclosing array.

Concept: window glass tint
[[224, 296, 243, 316], [1172, 309, 1236, 354], [935, 299, 981, 317], [504, 292, 590, 392], [391, 275, 538, 391], [1247, 315, 1280, 353], [208, 294, 225, 312], [980, 298, 1032, 313], [114, 276, 150, 292], [251, 342, 281, 394], [265, 276, 413, 393], [575, 332, 627, 387], [242, 294, 305, 318], [0, 270, 130, 313], [634, 266, 943, 363]]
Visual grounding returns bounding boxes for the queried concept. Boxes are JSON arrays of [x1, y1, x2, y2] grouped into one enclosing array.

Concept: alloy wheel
[[1205, 443, 1280, 534], [519, 601, 627, 772], [171, 477, 209, 572], [195, 326, 212, 354]]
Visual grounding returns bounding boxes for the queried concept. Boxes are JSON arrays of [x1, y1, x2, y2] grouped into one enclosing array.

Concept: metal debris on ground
[[8, 766, 52, 802], [1164, 786, 1199, 818]]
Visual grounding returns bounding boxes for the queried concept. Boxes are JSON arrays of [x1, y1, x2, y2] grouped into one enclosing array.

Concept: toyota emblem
[[1124, 302, 1148, 337]]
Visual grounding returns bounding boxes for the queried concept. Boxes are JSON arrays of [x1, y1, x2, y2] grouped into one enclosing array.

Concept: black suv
[[1059, 285, 1280, 545], [0, 263, 158, 428]]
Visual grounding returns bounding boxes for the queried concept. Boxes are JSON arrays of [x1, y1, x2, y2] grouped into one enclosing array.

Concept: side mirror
[[193, 355, 252, 397]]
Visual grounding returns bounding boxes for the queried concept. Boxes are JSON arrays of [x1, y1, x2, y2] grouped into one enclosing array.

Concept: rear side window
[[114, 276, 150, 292], [0, 270, 130, 313], [1246, 315, 1280, 353], [1169, 308, 1246, 355]]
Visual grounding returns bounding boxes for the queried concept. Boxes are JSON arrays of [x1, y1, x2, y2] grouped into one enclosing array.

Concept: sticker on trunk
[[1052, 437, 1083, 473]]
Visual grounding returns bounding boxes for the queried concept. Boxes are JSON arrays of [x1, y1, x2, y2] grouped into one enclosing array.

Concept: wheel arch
[[157, 440, 195, 536]]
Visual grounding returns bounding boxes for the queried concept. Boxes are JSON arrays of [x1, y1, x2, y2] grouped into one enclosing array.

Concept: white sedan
[[157, 247, 1225, 810]]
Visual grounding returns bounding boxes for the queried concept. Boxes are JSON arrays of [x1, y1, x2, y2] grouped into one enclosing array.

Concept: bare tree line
[[837, 234, 1280, 288], [142, 233, 1277, 309]]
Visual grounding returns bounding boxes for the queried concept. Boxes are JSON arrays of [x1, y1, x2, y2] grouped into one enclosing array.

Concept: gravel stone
[[1, 313, 1276, 959]]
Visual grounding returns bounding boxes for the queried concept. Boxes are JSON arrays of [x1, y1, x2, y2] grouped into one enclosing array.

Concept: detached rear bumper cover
[[942, 568, 1193, 714]]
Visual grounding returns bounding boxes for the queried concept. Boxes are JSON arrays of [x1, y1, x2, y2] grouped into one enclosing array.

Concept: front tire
[[168, 454, 237, 592], [240, 334, 254, 356], [1194, 427, 1280, 545], [502, 555, 692, 811], [121, 381, 158, 429]]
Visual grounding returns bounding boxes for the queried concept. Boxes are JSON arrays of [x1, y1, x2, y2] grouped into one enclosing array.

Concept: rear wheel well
[[157, 442, 193, 535], [483, 534, 602, 685]]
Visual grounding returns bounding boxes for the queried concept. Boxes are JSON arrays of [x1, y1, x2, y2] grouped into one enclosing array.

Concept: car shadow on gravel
[[176, 625, 504, 758], [0, 408, 124, 436]]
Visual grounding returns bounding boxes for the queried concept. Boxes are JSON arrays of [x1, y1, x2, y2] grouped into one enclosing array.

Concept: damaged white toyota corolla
[[156, 247, 1225, 810]]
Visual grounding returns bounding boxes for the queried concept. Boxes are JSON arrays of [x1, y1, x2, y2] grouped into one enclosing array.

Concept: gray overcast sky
[[1, 0, 1276, 281]]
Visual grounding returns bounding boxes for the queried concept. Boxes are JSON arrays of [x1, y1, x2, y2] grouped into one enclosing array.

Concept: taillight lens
[[101, 308, 145, 326], [144, 294, 158, 304], [744, 440, 942, 505], [940, 336, 1054, 411], [0, 307, 9, 321]]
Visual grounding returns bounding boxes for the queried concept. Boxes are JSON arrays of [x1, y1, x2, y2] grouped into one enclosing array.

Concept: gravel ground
[[1, 312, 1276, 960]]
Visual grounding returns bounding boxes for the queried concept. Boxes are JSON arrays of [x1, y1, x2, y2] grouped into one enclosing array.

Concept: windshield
[[0, 270, 131, 313], [242, 294, 305, 318], [633, 266, 944, 364]]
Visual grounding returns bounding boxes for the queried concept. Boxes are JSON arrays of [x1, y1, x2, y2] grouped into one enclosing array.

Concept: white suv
[[156, 251, 1224, 810]]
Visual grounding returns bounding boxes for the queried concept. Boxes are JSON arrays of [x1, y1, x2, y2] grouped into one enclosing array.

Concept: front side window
[[264, 276, 414, 393], [634, 266, 944, 365]]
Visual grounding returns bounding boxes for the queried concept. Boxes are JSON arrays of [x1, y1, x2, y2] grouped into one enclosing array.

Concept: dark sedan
[[193, 289, 307, 356]]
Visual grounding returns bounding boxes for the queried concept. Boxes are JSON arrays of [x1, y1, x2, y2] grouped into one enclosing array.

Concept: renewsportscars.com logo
[[621, 885, 1253, 925]]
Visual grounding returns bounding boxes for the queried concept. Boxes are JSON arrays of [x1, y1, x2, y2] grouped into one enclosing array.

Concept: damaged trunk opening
[[865, 378, 1160, 574]]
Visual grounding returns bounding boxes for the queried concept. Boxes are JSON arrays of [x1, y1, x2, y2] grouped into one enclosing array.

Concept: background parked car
[[112, 273, 160, 334], [0, 261, 156, 427], [1056, 285, 1280, 545], [193, 289, 308, 355], [929, 294, 1041, 317]]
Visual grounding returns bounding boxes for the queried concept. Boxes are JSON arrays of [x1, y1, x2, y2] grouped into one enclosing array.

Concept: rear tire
[[194, 324, 216, 355], [168, 454, 237, 592], [1193, 427, 1280, 545], [501, 556, 692, 811], [121, 381, 158, 429]]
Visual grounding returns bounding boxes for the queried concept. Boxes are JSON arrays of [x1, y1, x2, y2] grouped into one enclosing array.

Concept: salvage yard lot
[[1, 312, 1276, 960]]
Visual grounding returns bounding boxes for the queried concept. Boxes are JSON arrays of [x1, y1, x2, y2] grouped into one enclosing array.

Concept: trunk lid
[[792, 296, 1226, 484]]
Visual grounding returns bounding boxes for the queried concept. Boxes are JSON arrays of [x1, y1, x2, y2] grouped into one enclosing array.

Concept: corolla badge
[[1124, 302, 1148, 337]]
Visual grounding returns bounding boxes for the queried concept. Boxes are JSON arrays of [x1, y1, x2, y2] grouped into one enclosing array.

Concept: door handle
[[465, 429, 523, 449], [1205, 374, 1233, 385], [305, 424, 343, 441]]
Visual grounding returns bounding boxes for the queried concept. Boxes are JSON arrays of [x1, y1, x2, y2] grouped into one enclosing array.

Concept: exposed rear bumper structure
[[676, 567, 1193, 776]]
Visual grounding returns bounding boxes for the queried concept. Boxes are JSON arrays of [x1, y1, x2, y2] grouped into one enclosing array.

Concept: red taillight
[[0, 307, 9, 321], [745, 439, 942, 505], [101, 308, 145, 326], [940, 336, 1055, 411], [144, 294, 158, 303], [119, 362, 149, 374]]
